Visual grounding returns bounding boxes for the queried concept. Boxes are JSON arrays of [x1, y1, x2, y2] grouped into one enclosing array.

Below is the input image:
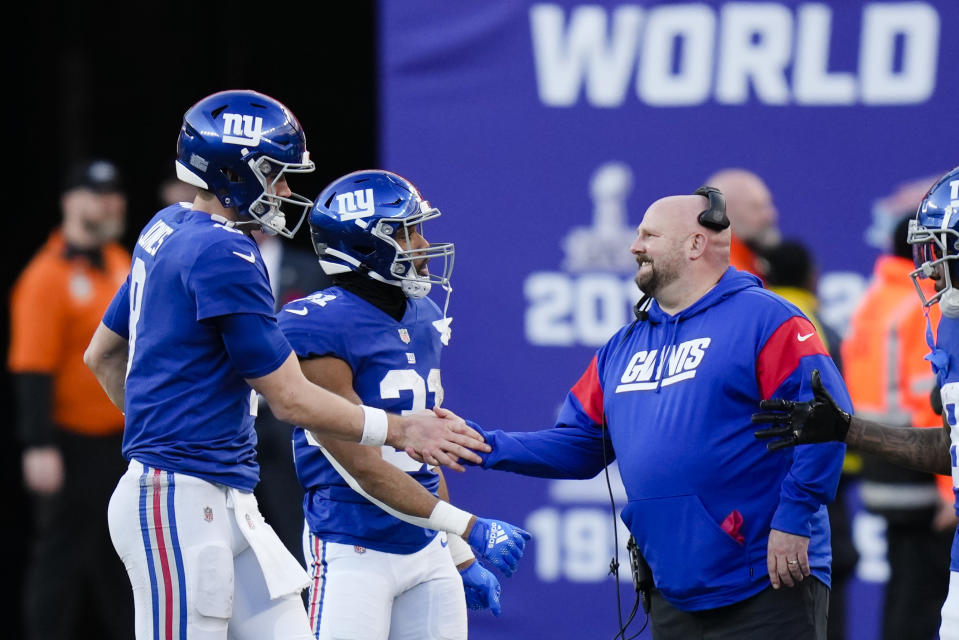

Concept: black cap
[[62, 159, 124, 194]]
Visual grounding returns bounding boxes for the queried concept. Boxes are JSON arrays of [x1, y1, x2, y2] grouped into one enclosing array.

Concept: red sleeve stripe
[[757, 316, 829, 399], [570, 354, 605, 425]]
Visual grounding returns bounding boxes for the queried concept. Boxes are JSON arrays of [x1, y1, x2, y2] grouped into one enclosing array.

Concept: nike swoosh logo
[[797, 332, 814, 342], [285, 308, 308, 316], [232, 250, 256, 263], [440, 535, 448, 548]]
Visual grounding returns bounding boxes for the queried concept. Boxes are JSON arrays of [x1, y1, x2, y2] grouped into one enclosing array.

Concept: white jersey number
[[305, 368, 444, 472], [126, 257, 147, 378], [379, 369, 444, 471]]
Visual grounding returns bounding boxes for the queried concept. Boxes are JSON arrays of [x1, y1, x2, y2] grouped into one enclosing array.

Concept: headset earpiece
[[694, 186, 729, 231]]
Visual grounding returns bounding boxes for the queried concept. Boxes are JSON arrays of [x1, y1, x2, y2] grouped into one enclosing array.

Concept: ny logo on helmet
[[221, 113, 264, 146], [336, 188, 376, 227]]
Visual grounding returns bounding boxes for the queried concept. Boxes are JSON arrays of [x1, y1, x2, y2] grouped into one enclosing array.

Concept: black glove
[[752, 369, 851, 451]]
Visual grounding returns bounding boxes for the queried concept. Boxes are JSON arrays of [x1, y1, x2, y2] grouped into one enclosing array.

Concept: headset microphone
[[633, 294, 651, 321]]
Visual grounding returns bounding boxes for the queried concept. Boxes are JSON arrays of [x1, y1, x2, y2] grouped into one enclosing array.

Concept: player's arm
[[84, 321, 129, 411], [473, 355, 614, 479], [195, 240, 487, 468], [301, 355, 449, 521], [297, 355, 528, 576], [250, 351, 486, 470], [754, 370, 952, 476]]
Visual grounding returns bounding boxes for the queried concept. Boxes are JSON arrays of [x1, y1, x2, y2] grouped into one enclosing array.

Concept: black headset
[[694, 185, 729, 231]]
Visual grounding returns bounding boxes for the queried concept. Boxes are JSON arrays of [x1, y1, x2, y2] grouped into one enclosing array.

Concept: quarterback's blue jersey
[[102, 204, 289, 491], [278, 287, 446, 554]]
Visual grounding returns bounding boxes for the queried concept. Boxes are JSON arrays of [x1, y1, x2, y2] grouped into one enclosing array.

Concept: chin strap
[[941, 288, 959, 318]]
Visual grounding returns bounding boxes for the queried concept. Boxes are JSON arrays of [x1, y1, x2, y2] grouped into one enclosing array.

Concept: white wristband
[[427, 500, 473, 536], [359, 405, 388, 447], [446, 533, 475, 566]]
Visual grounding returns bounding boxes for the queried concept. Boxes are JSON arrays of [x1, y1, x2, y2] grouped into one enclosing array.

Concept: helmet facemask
[[907, 218, 959, 308], [374, 201, 455, 315], [243, 154, 315, 238]]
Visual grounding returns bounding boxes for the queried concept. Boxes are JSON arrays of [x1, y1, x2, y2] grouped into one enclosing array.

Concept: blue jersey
[[926, 314, 959, 571], [102, 204, 289, 491], [476, 268, 848, 611], [278, 287, 447, 554]]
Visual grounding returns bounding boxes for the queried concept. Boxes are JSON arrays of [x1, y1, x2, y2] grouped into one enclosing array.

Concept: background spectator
[[8, 158, 133, 640]]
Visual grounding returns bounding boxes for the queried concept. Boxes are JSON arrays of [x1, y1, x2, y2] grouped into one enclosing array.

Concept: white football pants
[[942, 571, 959, 640], [108, 460, 313, 640], [303, 529, 467, 640]]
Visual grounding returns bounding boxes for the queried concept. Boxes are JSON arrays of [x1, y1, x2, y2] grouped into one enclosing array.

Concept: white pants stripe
[[308, 535, 329, 632], [139, 466, 187, 640], [110, 460, 313, 640]]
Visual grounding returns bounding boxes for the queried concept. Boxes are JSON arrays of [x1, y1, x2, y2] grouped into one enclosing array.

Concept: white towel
[[227, 488, 310, 599]]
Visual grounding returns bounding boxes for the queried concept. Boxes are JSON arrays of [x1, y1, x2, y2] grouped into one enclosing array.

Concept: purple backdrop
[[379, 1, 959, 637]]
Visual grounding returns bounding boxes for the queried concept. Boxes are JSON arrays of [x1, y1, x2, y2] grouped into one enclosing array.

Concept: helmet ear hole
[[221, 168, 243, 184]]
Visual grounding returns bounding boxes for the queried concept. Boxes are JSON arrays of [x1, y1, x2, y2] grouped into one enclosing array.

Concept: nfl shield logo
[[203, 507, 213, 522], [398, 329, 411, 344], [354, 545, 367, 554]]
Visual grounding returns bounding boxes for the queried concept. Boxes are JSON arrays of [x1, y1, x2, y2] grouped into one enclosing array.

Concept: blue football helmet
[[908, 165, 959, 309], [174, 89, 315, 238], [309, 170, 454, 312]]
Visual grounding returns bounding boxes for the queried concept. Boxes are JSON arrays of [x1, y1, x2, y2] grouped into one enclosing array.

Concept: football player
[[753, 165, 959, 639], [83, 91, 490, 639], [278, 170, 530, 639]]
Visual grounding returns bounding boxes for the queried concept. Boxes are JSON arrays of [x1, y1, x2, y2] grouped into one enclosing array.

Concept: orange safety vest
[[729, 234, 761, 278], [8, 230, 130, 435], [842, 255, 949, 505]]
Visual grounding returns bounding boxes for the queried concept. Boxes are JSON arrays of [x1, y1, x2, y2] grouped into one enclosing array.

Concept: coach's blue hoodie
[[476, 268, 848, 611]]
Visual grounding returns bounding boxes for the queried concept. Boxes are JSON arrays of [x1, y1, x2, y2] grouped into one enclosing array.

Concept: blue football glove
[[459, 561, 502, 616], [466, 517, 531, 577]]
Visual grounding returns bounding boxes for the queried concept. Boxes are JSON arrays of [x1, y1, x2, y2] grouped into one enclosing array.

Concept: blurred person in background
[[706, 168, 780, 277], [8, 158, 133, 640], [841, 210, 954, 640], [759, 239, 858, 640]]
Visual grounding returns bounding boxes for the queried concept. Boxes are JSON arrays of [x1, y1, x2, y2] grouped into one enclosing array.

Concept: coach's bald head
[[629, 194, 731, 314]]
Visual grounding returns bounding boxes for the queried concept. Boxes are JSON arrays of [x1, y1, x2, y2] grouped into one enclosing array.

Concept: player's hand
[[22, 446, 64, 495], [752, 369, 851, 451], [459, 560, 502, 616], [767, 528, 810, 589], [466, 517, 531, 577], [398, 407, 490, 472]]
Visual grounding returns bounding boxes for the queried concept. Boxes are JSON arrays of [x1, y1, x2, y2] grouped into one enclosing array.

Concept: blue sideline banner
[[379, 2, 958, 638]]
